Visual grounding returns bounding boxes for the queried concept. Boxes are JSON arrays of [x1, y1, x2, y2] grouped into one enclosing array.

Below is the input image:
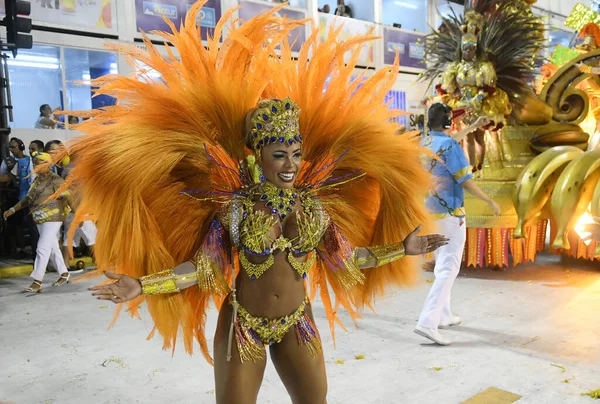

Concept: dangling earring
[[258, 166, 266, 183]]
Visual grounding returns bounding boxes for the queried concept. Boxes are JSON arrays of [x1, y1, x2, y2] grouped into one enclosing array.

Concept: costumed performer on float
[[421, 0, 545, 173], [59, 2, 447, 403]]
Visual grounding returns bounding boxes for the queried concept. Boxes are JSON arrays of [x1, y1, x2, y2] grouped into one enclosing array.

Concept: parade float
[[424, 0, 599, 268]]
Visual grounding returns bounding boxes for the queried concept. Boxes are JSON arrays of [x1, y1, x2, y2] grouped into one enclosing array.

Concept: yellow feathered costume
[[63, 1, 432, 363]]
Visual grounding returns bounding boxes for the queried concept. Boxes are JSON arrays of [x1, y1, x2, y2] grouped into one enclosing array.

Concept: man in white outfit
[[415, 103, 500, 345]]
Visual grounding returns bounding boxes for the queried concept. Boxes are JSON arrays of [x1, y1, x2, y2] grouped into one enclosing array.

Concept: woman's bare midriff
[[235, 252, 307, 318]]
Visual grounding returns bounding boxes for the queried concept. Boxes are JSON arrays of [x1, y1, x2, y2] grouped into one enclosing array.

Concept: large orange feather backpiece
[[66, 0, 432, 361], [268, 27, 433, 336]]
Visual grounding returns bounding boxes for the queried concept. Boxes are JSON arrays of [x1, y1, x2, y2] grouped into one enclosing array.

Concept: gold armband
[[140, 269, 180, 295], [354, 242, 406, 268], [195, 251, 229, 295]]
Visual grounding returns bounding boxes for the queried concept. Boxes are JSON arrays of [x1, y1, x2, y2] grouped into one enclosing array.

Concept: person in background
[[335, 0, 352, 17], [0, 137, 39, 259], [59, 149, 97, 274], [3, 151, 74, 293], [415, 103, 500, 346], [44, 140, 68, 177], [29, 140, 44, 155], [35, 104, 60, 129], [319, 4, 330, 13], [417, 115, 425, 136], [68, 116, 79, 127]]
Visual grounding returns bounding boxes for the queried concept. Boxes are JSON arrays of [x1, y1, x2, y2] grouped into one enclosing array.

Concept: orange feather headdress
[[64, 0, 433, 363], [578, 22, 600, 46]]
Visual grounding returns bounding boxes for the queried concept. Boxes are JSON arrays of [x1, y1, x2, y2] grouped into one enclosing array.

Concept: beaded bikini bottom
[[231, 295, 321, 363]]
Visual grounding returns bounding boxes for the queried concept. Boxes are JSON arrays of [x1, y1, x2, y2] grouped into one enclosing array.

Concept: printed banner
[[383, 27, 426, 69], [0, 0, 114, 30], [318, 14, 375, 66], [239, 1, 306, 52], [135, 0, 221, 39]]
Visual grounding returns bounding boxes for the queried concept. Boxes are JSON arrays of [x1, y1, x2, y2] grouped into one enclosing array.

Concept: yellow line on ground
[[0, 257, 94, 279]]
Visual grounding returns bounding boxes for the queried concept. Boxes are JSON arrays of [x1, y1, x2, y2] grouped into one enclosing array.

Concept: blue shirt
[[421, 131, 473, 218], [16, 156, 34, 201]]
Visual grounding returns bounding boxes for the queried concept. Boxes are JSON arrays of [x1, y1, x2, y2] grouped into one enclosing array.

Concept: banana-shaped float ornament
[[551, 147, 600, 250], [513, 146, 584, 238], [529, 123, 589, 154]]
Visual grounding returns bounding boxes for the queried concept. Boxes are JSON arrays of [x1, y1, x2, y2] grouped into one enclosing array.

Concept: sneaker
[[414, 325, 452, 345], [68, 266, 84, 274], [439, 316, 462, 329]]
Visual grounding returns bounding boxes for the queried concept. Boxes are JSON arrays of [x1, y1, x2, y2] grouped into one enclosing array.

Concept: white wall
[[395, 72, 428, 112], [534, 0, 578, 16], [382, 0, 428, 32]]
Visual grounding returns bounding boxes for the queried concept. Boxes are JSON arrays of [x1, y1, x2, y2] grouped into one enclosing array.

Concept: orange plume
[[579, 22, 600, 46], [65, 0, 433, 361]]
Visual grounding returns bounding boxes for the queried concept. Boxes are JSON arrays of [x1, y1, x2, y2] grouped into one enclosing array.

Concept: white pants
[[63, 213, 97, 247], [417, 215, 466, 329], [31, 222, 68, 281]]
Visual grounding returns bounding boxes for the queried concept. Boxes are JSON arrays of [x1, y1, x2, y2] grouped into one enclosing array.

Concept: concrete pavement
[[1, 254, 599, 404]]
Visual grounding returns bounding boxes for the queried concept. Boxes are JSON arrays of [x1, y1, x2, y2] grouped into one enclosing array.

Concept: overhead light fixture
[[7, 60, 60, 69], [394, 1, 418, 10], [15, 55, 59, 63], [82, 73, 91, 80], [110, 62, 117, 69], [110, 68, 118, 74]]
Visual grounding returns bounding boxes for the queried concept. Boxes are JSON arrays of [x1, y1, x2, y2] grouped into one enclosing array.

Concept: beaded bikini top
[[224, 183, 329, 280]]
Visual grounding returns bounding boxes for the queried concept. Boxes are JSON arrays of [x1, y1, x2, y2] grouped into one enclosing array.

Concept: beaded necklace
[[258, 182, 297, 220]]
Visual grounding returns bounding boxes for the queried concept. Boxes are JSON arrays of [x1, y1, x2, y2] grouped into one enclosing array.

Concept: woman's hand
[[89, 272, 142, 304], [3, 207, 15, 221], [403, 225, 449, 255], [473, 115, 491, 128], [487, 200, 501, 216]]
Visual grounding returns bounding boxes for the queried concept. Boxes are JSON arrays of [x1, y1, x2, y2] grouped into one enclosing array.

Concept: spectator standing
[[335, 0, 353, 18], [0, 137, 39, 259], [35, 104, 58, 129], [4, 152, 74, 292], [29, 140, 44, 156]]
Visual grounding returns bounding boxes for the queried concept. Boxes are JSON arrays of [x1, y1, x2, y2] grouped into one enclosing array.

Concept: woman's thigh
[[269, 305, 327, 404], [213, 302, 267, 404]]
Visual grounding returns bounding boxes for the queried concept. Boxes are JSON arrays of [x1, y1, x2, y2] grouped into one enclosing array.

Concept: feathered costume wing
[[421, 0, 545, 112], [65, 1, 432, 362]]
